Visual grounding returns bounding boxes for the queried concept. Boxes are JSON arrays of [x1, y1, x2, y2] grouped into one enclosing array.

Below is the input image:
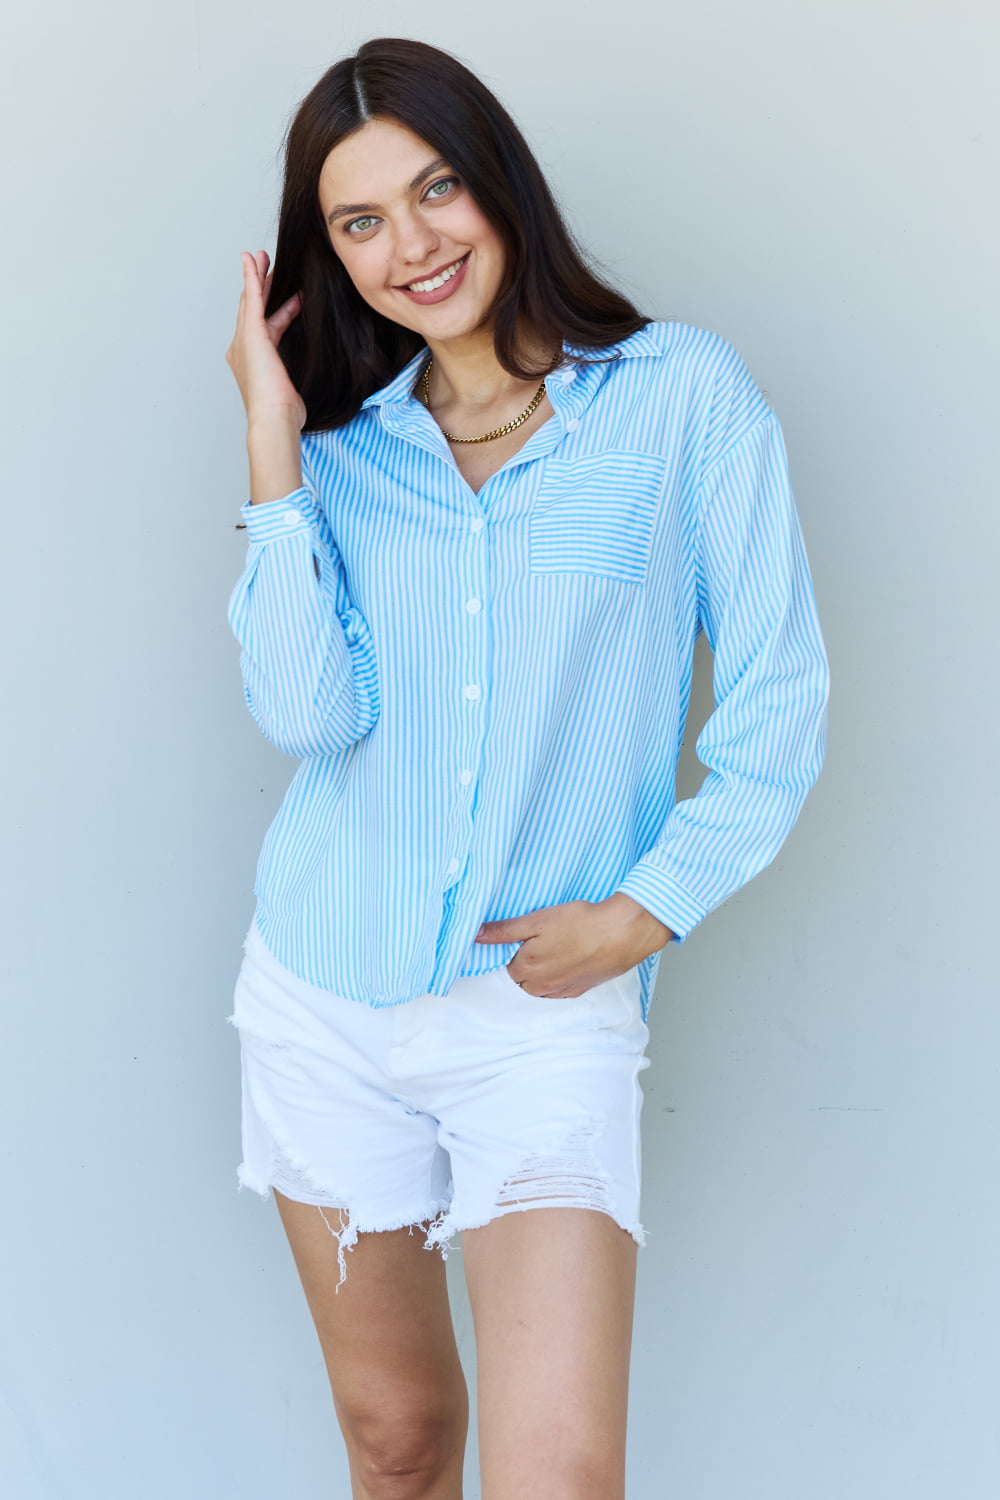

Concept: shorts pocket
[[494, 964, 638, 1035], [528, 450, 667, 583], [584, 969, 642, 1031]]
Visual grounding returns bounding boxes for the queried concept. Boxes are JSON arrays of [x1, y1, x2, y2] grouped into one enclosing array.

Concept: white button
[[283, 512, 300, 526], [561, 368, 576, 384], [459, 768, 473, 785], [566, 418, 581, 432], [446, 857, 460, 875], [470, 517, 485, 533], [465, 597, 482, 614], [464, 683, 481, 701]]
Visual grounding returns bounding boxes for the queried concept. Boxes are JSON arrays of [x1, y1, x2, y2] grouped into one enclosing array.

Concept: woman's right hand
[[225, 250, 307, 432]]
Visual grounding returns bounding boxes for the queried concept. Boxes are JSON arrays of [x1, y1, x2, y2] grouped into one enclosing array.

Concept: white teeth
[[407, 256, 465, 293]]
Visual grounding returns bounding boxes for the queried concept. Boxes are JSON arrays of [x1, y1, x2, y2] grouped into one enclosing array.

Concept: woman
[[224, 36, 828, 1500]]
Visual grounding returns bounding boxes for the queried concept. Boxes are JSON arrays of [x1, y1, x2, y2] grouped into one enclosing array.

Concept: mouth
[[397, 253, 470, 305]]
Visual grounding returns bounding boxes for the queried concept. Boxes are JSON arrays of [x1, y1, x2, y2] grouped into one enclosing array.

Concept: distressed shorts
[[227, 920, 651, 1286]]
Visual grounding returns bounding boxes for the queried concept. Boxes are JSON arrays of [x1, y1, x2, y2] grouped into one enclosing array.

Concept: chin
[[397, 305, 490, 345]]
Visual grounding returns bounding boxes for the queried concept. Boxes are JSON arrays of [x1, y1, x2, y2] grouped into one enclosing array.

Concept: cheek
[[335, 242, 392, 302], [478, 233, 507, 289], [468, 219, 506, 276]]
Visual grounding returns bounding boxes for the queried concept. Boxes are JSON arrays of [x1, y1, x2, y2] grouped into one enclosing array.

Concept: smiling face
[[317, 116, 508, 347]]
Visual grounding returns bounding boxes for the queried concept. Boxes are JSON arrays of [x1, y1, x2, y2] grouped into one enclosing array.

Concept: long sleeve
[[227, 451, 380, 758], [615, 410, 830, 940]]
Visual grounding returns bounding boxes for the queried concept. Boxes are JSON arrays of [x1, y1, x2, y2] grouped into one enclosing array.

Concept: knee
[[346, 1410, 463, 1499]]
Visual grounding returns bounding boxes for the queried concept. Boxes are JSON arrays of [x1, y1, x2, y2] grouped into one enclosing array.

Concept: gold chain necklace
[[419, 359, 548, 444]]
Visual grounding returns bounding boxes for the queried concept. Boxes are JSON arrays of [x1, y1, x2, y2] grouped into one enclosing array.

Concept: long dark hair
[[265, 37, 650, 433]]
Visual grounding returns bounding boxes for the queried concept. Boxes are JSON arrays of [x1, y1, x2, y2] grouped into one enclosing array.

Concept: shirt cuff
[[614, 867, 710, 945], [240, 488, 315, 543]]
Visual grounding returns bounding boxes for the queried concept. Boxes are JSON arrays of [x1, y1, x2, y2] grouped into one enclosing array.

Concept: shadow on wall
[[676, 633, 715, 802]]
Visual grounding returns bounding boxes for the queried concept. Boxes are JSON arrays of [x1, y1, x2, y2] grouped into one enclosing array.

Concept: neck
[[422, 325, 559, 409]]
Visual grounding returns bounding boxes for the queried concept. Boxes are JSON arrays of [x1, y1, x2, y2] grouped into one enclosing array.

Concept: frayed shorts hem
[[237, 1165, 647, 1291], [229, 921, 650, 1289]]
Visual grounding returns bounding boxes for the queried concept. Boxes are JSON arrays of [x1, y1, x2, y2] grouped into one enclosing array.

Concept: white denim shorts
[[227, 920, 651, 1286]]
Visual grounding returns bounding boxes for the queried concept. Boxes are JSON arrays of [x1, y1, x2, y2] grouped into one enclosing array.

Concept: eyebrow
[[325, 157, 451, 225]]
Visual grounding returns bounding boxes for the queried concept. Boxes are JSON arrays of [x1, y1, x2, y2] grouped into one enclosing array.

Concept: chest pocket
[[528, 449, 667, 583]]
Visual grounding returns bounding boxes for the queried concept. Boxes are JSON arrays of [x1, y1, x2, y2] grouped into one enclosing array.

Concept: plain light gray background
[[2, 2, 997, 1496]]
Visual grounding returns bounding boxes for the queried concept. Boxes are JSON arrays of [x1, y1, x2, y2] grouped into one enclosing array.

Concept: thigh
[[462, 1206, 637, 1500], [275, 1191, 469, 1481]]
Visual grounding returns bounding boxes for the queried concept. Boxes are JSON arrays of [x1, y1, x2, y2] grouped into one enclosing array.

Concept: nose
[[394, 207, 441, 272]]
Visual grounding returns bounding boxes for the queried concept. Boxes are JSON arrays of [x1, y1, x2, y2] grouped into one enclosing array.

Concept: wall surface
[[2, 2, 997, 1496]]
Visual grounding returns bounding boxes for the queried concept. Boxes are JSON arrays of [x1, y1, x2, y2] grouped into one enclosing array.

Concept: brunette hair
[[264, 37, 651, 432]]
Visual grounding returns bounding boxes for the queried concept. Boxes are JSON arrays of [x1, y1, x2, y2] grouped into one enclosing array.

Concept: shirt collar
[[360, 322, 662, 411], [360, 349, 431, 410], [562, 323, 662, 364]]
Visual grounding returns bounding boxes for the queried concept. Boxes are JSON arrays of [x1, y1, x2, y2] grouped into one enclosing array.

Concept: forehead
[[318, 117, 440, 207]]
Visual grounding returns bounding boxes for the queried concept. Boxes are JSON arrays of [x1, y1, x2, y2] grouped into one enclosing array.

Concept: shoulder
[[611, 318, 732, 363], [601, 320, 773, 466], [610, 320, 764, 393]]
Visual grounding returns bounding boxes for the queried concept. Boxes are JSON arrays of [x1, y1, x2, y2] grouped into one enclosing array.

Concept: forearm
[[247, 410, 304, 505], [600, 892, 675, 955], [229, 491, 380, 757]]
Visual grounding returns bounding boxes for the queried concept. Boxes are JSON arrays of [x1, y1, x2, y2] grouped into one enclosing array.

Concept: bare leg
[[462, 1206, 637, 1500], [274, 1190, 469, 1500]]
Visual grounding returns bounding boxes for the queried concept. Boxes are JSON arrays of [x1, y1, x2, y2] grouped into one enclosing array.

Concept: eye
[[424, 176, 458, 201], [345, 215, 379, 235]]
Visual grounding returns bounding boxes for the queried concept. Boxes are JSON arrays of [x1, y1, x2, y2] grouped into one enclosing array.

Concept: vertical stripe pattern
[[227, 322, 830, 1019]]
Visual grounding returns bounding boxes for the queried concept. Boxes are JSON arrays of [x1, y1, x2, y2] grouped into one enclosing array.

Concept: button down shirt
[[228, 321, 829, 1019]]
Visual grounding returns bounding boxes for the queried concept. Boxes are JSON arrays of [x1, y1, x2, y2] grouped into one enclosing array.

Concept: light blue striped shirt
[[228, 321, 829, 1019]]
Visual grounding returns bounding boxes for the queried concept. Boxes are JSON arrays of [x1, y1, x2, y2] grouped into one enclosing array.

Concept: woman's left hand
[[474, 893, 673, 998]]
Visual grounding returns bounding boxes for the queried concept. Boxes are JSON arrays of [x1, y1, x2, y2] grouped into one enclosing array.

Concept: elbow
[[251, 712, 378, 759], [805, 658, 831, 784], [779, 640, 830, 793], [243, 687, 380, 759], [781, 690, 829, 804], [239, 647, 380, 757]]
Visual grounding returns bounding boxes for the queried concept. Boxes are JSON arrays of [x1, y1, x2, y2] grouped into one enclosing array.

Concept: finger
[[477, 905, 551, 943], [276, 288, 302, 316], [240, 251, 260, 299], [508, 967, 565, 998], [474, 920, 509, 944], [266, 293, 302, 341], [266, 289, 300, 318], [241, 253, 269, 314]]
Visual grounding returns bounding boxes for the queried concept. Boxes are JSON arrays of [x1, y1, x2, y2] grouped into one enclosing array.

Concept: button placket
[[445, 506, 489, 887]]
